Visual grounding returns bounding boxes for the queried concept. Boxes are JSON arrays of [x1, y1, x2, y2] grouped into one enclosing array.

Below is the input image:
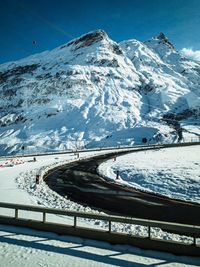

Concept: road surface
[[45, 150, 200, 226]]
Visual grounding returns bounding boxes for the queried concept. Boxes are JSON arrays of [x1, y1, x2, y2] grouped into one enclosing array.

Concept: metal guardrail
[[0, 140, 200, 159], [0, 202, 200, 244], [0, 144, 139, 159]]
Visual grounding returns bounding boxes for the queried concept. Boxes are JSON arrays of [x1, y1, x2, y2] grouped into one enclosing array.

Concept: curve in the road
[[45, 146, 200, 226]]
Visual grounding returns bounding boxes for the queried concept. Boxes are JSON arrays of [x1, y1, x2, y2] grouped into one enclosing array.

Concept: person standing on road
[[36, 172, 40, 184], [116, 170, 119, 180]]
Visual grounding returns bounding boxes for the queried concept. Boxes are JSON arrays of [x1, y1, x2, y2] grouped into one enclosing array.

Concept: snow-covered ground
[[0, 147, 200, 266], [1, 224, 199, 267], [0, 152, 75, 205], [98, 145, 200, 204], [1, 30, 200, 155], [0, 149, 114, 206]]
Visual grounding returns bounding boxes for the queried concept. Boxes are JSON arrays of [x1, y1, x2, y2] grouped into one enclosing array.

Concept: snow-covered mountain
[[0, 30, 199, 155]]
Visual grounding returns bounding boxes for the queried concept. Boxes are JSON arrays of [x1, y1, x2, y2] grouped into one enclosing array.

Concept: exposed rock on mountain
[[156, 32, 175, 50]]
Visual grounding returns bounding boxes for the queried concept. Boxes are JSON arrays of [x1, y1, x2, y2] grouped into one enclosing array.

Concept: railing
[[0, 139, 200, 159], [0, 202, 200, 256]]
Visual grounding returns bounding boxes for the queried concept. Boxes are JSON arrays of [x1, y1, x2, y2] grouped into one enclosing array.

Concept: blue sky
[[0, 0, 200, 63]]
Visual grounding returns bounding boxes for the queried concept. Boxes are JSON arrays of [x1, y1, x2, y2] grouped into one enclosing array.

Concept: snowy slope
[[0, 30, 199, 155], [98, 145, 200, 204]]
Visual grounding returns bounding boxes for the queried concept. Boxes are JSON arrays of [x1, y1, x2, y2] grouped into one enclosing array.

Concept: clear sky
[[0, 0, 200, 63]]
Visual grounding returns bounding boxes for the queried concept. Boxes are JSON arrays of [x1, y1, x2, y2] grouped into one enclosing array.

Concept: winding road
[[45, 145, 200, 226]]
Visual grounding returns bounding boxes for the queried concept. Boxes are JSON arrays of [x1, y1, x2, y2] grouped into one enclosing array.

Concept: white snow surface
[[0, 224, 199, 267], [0, 30, 200, 155], [98, 145, 200, 204], [0, 148, 200, 265], [0, 150, 109, 206]]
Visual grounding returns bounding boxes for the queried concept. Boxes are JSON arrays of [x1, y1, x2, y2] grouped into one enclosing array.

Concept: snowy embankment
[[0, 153, 74, 205], [98, 145, 200, 204], [0, 150, 108, 207]]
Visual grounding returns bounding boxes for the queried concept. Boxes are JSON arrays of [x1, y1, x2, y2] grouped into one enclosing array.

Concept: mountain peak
[[157, 32, 167, 41], [67, 29, 109, 50], [155, 32, 175, 50]]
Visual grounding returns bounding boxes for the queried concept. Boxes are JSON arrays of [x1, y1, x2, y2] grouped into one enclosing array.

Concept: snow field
[[98, 145, 200, 204], [1, 30, 200, 155]]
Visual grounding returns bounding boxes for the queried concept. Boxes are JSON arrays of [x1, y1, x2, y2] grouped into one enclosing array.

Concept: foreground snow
[[98, 145, 200, 204], [1, 224, 199, 267]]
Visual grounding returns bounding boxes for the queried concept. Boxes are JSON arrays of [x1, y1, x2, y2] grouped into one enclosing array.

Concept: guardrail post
[[148, 226, 151, 239], [74, 216, 77, 228], [43, 212, 46, 223], [108, 221, 112, 233], [15, 209, 18, 219], [193, 235, 196, 247]]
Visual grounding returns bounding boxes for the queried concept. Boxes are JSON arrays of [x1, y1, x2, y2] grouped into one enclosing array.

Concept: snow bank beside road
[[98, 145, 200, 204], [0, 153, 76, 205], [0, 150, 111, 206]]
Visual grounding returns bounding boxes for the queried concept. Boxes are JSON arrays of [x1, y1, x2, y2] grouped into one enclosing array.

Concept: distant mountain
[[0, 30, 199, 155]]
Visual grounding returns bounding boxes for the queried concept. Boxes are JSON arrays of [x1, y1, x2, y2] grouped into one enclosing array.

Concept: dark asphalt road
[[45, 150, 200, 226]]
